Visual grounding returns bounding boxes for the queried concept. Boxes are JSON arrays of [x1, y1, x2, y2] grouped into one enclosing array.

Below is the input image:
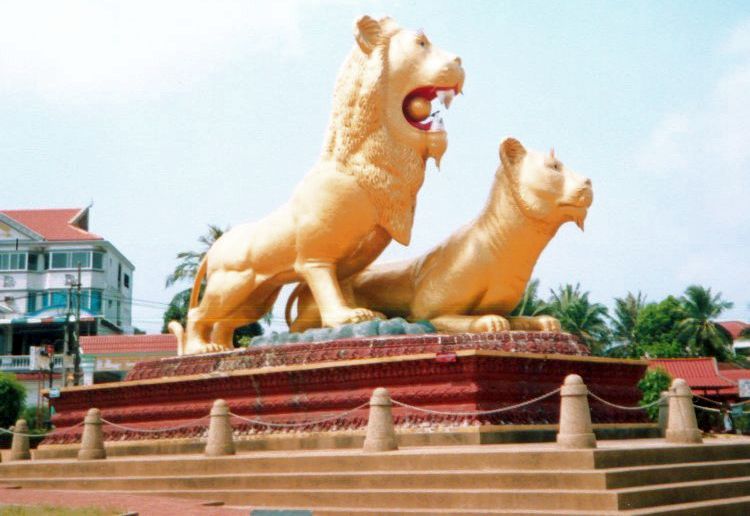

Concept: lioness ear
[[500, 138, 527, 167], [355, 15, 382, 54]]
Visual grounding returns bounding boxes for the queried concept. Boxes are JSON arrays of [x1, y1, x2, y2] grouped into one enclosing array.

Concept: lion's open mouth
[[402, 85, 459, 131]]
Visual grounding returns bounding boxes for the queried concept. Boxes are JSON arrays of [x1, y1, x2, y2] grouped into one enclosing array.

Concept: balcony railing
[[0, 354, 65, 372]]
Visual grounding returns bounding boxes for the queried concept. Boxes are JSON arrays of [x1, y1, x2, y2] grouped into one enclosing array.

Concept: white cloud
[[638, 18, 750, 225], [0, 0, 305, 102]]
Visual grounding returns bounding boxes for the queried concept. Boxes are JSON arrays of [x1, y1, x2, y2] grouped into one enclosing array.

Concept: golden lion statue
[[288, 138, 593, 333], [169, 15, 464, 355]]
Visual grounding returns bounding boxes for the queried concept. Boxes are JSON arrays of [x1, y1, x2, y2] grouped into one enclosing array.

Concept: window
[[92, 252, 104, 269], [27, 253, 39, 271], [117, 263, 122, 287], [123, 273, 130, 288], [71, 252, 90, 269], [0, 252, 27, 271], [50, 291, 67, 308], [27, 292, 37, 312], [90, 290, 102, 314], [51, 252, 69, 269]]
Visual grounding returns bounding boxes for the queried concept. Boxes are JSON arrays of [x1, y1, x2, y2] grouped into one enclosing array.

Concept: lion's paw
[[183, 340, 231, 356], [471, 314, 511, 333], [324, 307, 384, 327], [534, 315, 562, 332]]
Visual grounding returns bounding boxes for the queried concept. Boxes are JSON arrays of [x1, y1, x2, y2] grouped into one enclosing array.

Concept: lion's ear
[[500, 138, 527, 167], [355, 15, 383, 54]]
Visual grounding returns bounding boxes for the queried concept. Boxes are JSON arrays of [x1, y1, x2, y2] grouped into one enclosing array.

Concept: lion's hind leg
[[211, 286, 282, 349], [184, 268, 258, 355], [506, 315, 561, 332]]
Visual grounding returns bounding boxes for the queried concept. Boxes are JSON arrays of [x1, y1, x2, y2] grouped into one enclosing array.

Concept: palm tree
[[547, 283, 610, 355], [677, 285, 734, 360], [165, 224, 227, 288], [162, 224, 267, 342], [609, 291, 647, 357], [511, 279, 551, 317]]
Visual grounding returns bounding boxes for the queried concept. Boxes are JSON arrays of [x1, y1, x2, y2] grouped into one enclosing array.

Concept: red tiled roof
[[717, 321, 750, 340], [80, 334, 177, 355], [1, 208, 102, 241], [649, 358, 736, 390]]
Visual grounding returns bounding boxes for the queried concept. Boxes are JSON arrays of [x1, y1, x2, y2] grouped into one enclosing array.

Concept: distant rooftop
[[1, 207, 102, 242], [80, 334, 177, 355], [717, 321, 750, 340]]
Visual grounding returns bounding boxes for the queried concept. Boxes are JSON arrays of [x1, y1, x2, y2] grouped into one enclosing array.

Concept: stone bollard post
[[205, 399, 235, 457], [10, 419, 31, 461], [556, 374, 597, 449], [657, 391, 669, 437], [666, 378, 702, 444], [78, 408, 106, 460], [363, 387, 398, 452]]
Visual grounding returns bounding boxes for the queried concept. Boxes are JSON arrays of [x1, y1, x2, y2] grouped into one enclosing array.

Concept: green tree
[[637, 368, 671, 420], [511, 279, 551, 316], [677, 285, 734, 361], [163, 225, 264, 344], [632, 296, 686, 358], [608, 292, 647, 358], [547, 283, 610, 354], [0, 373, 26, 428]]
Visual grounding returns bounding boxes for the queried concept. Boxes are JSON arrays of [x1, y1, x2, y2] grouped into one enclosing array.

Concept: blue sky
[[1, 1, 748, 332]]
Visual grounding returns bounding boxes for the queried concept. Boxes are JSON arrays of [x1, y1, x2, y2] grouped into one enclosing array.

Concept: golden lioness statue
[[169, 16, 464, 355], [287, 138, 593, 333]]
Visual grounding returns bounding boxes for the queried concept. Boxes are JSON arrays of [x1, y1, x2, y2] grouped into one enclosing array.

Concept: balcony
[[0, 354, 65, 372]]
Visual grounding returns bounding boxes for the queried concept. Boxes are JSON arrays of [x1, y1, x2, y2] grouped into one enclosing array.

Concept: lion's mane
[[321, 20, 426, 245]]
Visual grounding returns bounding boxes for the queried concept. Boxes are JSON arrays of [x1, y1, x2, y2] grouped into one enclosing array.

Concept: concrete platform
[[4, 436, 750, 514]]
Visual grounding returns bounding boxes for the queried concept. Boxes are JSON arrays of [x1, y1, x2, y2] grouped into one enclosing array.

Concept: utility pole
[[63, 283, 73, 387], [73, 264, 82, 386]]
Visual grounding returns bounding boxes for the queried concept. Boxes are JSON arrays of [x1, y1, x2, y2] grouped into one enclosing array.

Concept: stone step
[[0, 469, 607, 491], [232, 507, 622, 515], [87, 488, 620, 511], [623, 494, 750, 515], [8, 441, 750, 481], [605, 459, 750, 488], [616, 476, 750, 510]]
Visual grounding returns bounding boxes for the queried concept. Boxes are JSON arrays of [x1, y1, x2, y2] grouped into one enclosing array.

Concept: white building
[[0, 207, 134, 357]]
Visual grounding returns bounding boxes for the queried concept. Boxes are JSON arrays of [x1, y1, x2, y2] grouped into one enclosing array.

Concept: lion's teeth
[[430, 116, 445, 132], [436, 90, 454, 109]]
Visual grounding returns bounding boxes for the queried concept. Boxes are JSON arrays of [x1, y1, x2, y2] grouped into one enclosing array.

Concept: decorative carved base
[[45, 332, 648, 445]]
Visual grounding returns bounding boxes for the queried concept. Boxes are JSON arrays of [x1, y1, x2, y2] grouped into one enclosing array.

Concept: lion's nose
[[454, 56, 462, 66]]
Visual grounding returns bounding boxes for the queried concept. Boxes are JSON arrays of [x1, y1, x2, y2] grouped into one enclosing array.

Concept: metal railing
[[0, 354, 64, 372]]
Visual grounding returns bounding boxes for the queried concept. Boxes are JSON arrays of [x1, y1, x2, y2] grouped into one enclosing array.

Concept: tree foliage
[[608, 291, 647, 358], [547, 283, 610, 354], [0, 373, 26, 428], [511, 279, 551, 317], [677, 285, 734, 361], [632, 296, 686, 358], [637, 368, 671, 420]]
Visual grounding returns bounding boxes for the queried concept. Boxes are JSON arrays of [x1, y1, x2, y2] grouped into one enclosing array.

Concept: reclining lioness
[[287, 138, 593, 333]]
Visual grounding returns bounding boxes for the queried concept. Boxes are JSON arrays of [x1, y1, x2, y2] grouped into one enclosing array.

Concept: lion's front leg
[[429, 314, 511, 333], [296, 260, 382, 327]]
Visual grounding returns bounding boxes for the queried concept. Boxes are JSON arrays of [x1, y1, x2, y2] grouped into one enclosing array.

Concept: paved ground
[[0, 488, 246, 515]]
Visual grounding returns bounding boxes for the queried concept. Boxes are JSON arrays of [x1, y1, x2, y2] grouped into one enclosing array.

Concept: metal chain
[[229, 402, 370, 428], [100, 416, 210, 433], [0, 420, 84, 438], [693, 404, 721, 413], [587, 391, 662, 411], [390, 387, 562, 416], [693, 393, 724, 406]]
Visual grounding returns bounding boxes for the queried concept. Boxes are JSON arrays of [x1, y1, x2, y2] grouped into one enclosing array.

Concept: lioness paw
[[535, 316, 562, 332], [472, 314, 510, 333]]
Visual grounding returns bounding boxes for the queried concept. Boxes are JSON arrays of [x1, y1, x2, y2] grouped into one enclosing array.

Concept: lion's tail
[[284, 282, 307, 329], [169, 257, 209, 356]]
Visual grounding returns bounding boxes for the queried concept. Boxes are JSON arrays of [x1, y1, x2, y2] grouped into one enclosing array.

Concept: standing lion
[[170, 16, 464, 355]]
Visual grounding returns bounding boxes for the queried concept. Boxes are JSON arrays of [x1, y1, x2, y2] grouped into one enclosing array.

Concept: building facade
[[0, 207, 134, 358]]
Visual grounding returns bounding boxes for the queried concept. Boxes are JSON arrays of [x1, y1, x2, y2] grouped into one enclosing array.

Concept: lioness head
[[499, 138, 593, 230], [325, 16, 465, 167]]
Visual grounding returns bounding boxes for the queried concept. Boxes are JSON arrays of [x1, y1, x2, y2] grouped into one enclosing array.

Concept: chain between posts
[[587, 390, 662, 411], [228, 402, 370, 428], [390, 387, 562, 416], [0, 420, 84, 438]]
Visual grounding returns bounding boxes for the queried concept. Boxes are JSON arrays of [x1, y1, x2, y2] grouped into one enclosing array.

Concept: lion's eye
[[548, 161, 561, 172], [419, 40, 425, 47]]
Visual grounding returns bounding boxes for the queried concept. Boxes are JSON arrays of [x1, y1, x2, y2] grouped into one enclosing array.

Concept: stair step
[[88, 488, 619, 511], [624, 494, 750, 515], [0, 469, 606, 491], [605, 459, 750, 488], [232, 506, 622, 515], [617, 476, 750, 510]]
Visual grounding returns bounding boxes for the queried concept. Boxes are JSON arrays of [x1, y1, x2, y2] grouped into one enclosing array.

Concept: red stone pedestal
[[44, 332, 649, 445]]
